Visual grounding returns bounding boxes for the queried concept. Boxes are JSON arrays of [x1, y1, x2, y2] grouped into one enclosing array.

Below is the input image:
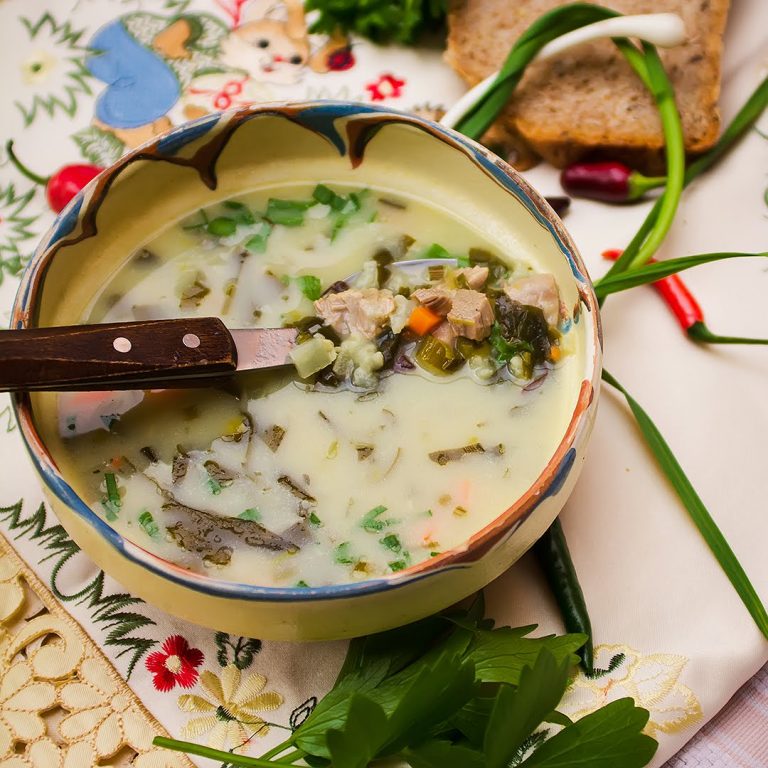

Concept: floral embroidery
[[560, 644, 703, 737], [366, 73, 406, 101], [11, 14, 93, 125], [0, 538, 191, 766], [0, 661, 56, 755], [146, 635, 204, 691], [215, 631, 262, 670], [178, 663, 283, 752], [4, 738, 95, 768]]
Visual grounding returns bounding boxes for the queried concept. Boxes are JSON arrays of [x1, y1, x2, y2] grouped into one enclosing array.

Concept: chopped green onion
[[456, 254, 471, 268], [334, 542, 355, 564], [313, 183, 346, 210], [207, 478, 222, 495], [238, 508, 261, 521], [380, 533, 402, 552], [389, 560, 408, 572], [309, 512, 323, 527], [266, 198, 313, 227], [361, 505, 390, 533], [295, 580, 310, 588], [101, 472, 121, 521], [206, 217, 237, 237], [138, 509, 160, 538], [245, 222, 273, 253], [223, 200, 256, 225], [422, 243, 452, 260], [296, 275, 323, 300]]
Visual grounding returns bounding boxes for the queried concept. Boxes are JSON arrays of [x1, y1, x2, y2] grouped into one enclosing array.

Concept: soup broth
[[52, 184, 582, 587]]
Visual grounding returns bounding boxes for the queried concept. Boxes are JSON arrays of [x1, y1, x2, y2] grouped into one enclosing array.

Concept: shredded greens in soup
[[54, 184, 580, 587]]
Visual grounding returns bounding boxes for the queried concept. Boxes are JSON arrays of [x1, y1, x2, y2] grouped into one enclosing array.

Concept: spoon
[[0, 258, 451, 392]]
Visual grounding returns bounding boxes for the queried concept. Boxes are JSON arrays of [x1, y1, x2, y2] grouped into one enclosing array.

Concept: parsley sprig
[[155, 595, 657, 766]]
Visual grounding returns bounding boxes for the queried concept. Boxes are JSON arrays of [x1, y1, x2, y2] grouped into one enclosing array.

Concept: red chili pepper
[[561, 161, 665, 203], [6, 140, 102, 213], [602, 249, 768, 345]]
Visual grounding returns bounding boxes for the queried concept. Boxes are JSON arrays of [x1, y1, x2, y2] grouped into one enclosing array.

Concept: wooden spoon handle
[[0, 317, 238, 392]]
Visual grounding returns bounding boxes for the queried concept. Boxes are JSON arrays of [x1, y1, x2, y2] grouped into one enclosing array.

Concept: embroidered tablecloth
[[0, 1, 766, 766]]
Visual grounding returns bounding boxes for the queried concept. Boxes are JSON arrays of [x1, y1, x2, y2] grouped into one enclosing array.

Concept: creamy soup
[[53, 184, 581, 587]]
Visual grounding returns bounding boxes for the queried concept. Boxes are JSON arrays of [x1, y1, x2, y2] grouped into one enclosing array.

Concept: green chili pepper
[[533, 517, 593, 675]]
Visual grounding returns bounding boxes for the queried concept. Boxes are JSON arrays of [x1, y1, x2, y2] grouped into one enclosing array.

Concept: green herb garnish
[[361, 505, 392, 533], [101, 472, 121, 521], [206, 217, 237, 237], [422, 242, 452, 260], [266, 198, 314, 227], [334, 542, 355, 565], [238, 508, 261, 521], [138, 509, 160, 538], [245, 221, 273, 253], [206, 478, 222, 495], [295, 580, 310, 588], [380, 533, 402, 552], [309, 512, 323, 527], [296, 274, 323, 300], [306, 0, 448, 44], [223, 200, 256, 225], [155, 596, 656, 766]]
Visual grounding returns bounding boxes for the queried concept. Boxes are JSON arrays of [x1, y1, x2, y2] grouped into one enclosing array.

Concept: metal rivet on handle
[[182, 333, 201, 349], [113, 337, 131, 353]]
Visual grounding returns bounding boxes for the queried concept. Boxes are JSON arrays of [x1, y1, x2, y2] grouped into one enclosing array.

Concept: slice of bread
[[446, 0, 731, 172]]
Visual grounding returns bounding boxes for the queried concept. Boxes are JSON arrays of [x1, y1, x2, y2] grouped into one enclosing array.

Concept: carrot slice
[[408, 305, 442, 336]]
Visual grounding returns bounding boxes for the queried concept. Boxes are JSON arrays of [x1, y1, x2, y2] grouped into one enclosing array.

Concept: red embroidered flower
[[146, 635, 204, 692], [365, 74, 406, 101], [327, 46, 355, 72]]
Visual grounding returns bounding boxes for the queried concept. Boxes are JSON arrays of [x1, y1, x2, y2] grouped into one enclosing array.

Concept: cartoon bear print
[[84, 0, 352, 150], [182, 0, 352, 120]]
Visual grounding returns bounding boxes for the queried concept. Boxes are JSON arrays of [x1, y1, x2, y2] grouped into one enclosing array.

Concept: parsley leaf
[[326, 695, 388, 768], [404, 740, 485, 768], [519, 698, 657, 767], [484, 650, 570, 768], [297, 274, 323, 300]]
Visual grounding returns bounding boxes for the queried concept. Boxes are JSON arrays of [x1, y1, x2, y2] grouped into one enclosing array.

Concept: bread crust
[[446, 0, 731, 171]]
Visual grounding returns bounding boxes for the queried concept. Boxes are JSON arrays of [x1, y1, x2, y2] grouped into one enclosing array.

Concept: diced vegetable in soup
[[54, 184, 581, 587]]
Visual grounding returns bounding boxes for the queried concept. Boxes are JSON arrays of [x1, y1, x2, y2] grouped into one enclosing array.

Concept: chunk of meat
[[314, 288, 397, 339], [412, 286, 454, 316], [502, 274, 561, 328], [432, 319, 459, 349], [455, 265, 489, 290], [447, 289, 494, 341]]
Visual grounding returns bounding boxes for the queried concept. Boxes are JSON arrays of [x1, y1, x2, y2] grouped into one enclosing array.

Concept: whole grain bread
[[445, 0, 731, 172]]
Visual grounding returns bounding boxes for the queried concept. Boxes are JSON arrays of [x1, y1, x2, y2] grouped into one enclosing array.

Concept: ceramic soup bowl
[[11, 103, 602, 641]]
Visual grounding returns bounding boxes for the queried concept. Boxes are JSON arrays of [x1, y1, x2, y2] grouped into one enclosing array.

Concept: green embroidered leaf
[[71, 125, 124, 166], [519, 698, 657, 768], [214, 632, 263, 669], [16, 13, 94, 125]]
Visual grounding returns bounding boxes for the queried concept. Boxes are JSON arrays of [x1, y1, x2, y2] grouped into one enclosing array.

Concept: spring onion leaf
[[206, 217, 237, 237], [361, 505, 392, 532], [245, 222, 273, 253], [238, 508, 261, 521], [334, 542, 355, 564], [422, 242, 452, 260], [138, 509, 159, 538], [266, 198, 314, 227], [603, 370, 768, 640], [297, 275, 323, 300], [380, 533, 402, 552], [101, 472, 121, 521], [594, 252, 768, 297]]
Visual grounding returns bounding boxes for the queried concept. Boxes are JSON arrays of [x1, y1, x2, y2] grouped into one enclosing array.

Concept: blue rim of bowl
[[11, 101, 602, 604]]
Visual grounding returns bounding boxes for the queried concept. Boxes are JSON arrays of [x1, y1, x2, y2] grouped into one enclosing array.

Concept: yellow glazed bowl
[[11, 103, 602, 641]]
